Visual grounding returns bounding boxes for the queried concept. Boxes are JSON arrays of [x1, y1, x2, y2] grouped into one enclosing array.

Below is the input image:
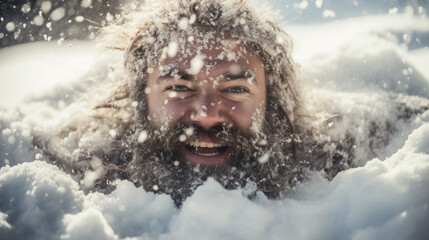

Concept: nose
[[190, 91, 225, 130]]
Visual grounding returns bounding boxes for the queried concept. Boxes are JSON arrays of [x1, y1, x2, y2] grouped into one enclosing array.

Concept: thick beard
[[126, 97, 300, 206], [128, 122, 256, 205]]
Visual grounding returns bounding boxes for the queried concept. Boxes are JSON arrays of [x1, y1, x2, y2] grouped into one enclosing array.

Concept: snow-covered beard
[[122, 93, 301, 206], [94, 0, 304, 203]]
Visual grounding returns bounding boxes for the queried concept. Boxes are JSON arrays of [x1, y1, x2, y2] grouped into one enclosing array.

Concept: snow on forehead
[[158, 30, 251, 76], [163, 30, 245, 58], [168, 31, 232, 56]]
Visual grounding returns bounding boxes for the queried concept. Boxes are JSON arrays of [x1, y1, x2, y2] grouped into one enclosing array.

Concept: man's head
[[146, 33, 267, 166], [94, 0, 305, 204]]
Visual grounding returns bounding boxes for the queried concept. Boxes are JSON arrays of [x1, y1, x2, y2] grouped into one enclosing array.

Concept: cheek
[[226, 102, 265, 133], [150, 100, 190, 126]]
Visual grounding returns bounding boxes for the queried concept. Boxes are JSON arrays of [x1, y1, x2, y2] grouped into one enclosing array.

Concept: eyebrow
[[224, 70, 257, 83], [157, 68, 257, 83], [158, 69, 193, 82]]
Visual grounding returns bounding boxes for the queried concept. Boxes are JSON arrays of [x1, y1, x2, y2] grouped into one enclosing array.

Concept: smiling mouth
[[182, 140, 232, 165], [186, 141, 229, 156]]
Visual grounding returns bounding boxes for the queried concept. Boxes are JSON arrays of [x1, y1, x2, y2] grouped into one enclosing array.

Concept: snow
[[294, 0, 309, 10], [75, 16, 85, 23], [286, 14, 429, 98], [322, 9, 336, 18], [138, 131, 148, 143], [41, 1, 53, 13], [50, 7, 66, 22], [1, 136, 428, 239], [1, 7, 429, 240], [167, 41, 179, 58], [81, 0, 93, 9], [0, 40, 95, 106], [408, 48, 429, 81], [178, 17, 189, 30], [21, 3, 31, 14], [188, 55, 204, 75], [315, 0, 323, 8], [5, 22, 15, 32], [33, 15, 45, 26]]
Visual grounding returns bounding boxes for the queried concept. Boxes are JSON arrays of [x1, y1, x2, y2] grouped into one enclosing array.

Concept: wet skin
[[146, 35, 267, 166]]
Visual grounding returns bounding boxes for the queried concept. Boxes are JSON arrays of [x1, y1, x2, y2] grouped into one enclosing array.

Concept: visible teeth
[[194, 152, 219, 157], [189, 141, 224, 148]]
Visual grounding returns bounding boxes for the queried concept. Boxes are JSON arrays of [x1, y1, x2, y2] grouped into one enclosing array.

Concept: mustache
[[134, 121, 268, 166], [160, 122, 252, 150]]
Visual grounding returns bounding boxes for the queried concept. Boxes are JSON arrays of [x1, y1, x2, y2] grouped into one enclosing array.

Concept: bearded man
[[33, 0, 310, 206], [114, 0, 308, 204]]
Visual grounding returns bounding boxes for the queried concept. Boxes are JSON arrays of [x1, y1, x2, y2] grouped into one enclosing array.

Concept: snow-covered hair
[[36, 0, 307, 205], [90, 0, 305, 202], [98, 0, 302, 129]]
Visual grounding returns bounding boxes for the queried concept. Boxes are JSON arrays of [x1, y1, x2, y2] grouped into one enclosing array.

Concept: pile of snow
[[286, 13, 429, 97], [1, 121, 429, 239], [0, 41, 96, 107], [1, 12, 429, 240]]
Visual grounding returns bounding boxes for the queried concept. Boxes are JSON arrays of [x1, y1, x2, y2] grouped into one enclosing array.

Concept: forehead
[[157, 31, 262, 72]]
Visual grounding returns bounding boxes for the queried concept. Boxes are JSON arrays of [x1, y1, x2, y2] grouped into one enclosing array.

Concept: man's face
[[145, 34, 267, 167]]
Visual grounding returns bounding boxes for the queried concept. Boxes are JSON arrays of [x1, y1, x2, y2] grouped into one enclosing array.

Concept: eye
[[166, 85, 193, 92], [224, 86, 249, 94]]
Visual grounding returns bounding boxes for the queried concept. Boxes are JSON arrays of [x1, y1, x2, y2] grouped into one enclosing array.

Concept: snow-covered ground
[[1, 11, 429, 240]]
